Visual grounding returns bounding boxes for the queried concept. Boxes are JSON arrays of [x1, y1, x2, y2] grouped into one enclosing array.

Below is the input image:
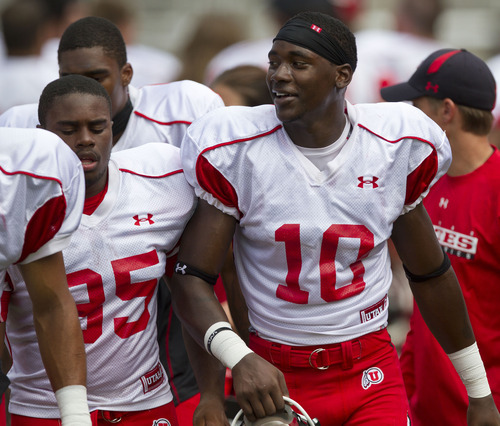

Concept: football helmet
[[231, 396, 320, 426]]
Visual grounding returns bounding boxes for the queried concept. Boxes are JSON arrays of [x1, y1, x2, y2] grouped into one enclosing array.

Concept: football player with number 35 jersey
[[169, 11, 500, 426], [0, 16, 225, 425], [3, 76, 227, 426]]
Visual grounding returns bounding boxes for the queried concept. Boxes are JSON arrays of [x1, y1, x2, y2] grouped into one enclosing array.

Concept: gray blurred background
[[1, 0, 496, 60]]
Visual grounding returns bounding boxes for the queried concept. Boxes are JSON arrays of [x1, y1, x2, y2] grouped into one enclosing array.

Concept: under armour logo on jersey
[[133, 214, 154, 226], [152, 419, 171, 426], [358, 176, 379, 188], [310, 24, 322, 33], [362, 367, 384, 389], [426, 81, 439, 93], [439, 197, 449, 208]]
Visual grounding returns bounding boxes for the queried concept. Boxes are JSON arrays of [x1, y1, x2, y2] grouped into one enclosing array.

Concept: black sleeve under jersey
[[0, 370, 9, 396], [156, 277, 199, 405]]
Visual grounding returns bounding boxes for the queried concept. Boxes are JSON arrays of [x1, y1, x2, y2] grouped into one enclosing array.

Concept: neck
[[112, 97, 133, 145], [284, 106, 347, 148], [447, 133, 493, 176]]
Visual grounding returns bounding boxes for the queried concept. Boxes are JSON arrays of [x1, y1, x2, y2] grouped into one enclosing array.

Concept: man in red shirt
[[381, 48, 500, 424]]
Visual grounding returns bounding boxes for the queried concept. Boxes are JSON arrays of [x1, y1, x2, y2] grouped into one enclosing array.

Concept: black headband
[[273, 18, 352, 69]]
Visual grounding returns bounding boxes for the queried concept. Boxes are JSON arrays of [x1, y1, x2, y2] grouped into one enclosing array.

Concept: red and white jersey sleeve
[[181, 101, 450, 346], [114, 81, 224, 151], [0, 127, 84, 290], [6, 143, 196, 417]]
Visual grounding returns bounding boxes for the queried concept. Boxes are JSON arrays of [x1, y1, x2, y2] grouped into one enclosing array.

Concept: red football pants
[[175, 392, 200, 425], [11, 401, 178, 426], [250, 328, 411, 425]]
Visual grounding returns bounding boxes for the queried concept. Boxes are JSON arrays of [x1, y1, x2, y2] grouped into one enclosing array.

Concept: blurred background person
[[210, 65, 272, 107], [0, 0, 58, 113], [486, 54, 500, 148], [177, 13, 246, 84], [347, 0, 448, 104], [40, 0, 89, 63], [89, 0, 182, 87]]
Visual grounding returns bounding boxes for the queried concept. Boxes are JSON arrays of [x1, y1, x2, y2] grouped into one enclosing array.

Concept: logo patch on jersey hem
[[153, 419, 171, 426], [141, 362, 165, 394], [362, 367, 384, 389], [359, 294, 388, 323]]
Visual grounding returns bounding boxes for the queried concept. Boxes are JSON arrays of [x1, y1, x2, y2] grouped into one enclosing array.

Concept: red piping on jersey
[[196, 125, 283, 218], [134, 111, 191, 126], [0, 165, 64, 186], [0, 277, 12, 322], [357, 124, 439, 205], [1, 167, 68, 264], [119, 168, 183, 179]]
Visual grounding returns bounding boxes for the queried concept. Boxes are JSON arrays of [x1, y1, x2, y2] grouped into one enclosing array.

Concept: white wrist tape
[[55, 385, 92, 426], [448, 342, 491, 399], [204, 321, 253, 369]]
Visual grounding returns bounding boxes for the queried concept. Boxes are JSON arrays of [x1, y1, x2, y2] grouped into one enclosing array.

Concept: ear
[[441, 98, 457, 124], [120, 62, 133, 87], [336, 64, 353, 89]]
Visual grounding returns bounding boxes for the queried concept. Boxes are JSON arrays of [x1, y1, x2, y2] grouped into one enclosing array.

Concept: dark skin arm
[[220, 246, 250, 344], [391, 203, 500, 425], [17, 251, 87, 392], [182, 326, 229, 426], [168, 200, 288, 422]]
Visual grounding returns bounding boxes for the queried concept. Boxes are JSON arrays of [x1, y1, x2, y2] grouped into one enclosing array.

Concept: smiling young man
[[168, 11, 500, 425], [2, 75, 227, 426]]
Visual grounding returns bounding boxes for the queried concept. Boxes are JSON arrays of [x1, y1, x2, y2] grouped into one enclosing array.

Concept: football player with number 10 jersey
[[169, 11, 500, 425]]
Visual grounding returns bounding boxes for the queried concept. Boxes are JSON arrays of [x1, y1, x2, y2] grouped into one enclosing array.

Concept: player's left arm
[[391, 202, 500, 425]]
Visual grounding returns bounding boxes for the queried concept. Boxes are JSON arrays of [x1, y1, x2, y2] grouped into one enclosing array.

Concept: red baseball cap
[[380, 48, 496, 111]]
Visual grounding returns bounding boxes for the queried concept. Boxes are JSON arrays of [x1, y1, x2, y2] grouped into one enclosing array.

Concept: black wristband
[[403, 248, 451, 282], [174, 261, 219, 286]]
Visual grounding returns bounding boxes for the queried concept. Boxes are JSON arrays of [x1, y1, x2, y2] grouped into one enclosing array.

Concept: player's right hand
[[467, 395, 500, 425], [231, 353, 288, 422]]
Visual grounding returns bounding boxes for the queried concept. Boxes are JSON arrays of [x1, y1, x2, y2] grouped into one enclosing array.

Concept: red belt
[[249, 329, 387, 370]]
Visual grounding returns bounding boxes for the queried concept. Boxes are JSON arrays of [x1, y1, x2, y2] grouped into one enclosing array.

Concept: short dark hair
[[38, 74, 112, 126], [291, 11, 357, 71], [58, 16, 127, 67], [211, 65, 272, 107]]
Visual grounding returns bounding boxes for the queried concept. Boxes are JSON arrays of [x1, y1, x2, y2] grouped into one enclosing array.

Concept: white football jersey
[[181, 101, 451, 346], [0, 81, 223, 151], [0, 127, 84, 301], [6, 143, 196, 417]]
